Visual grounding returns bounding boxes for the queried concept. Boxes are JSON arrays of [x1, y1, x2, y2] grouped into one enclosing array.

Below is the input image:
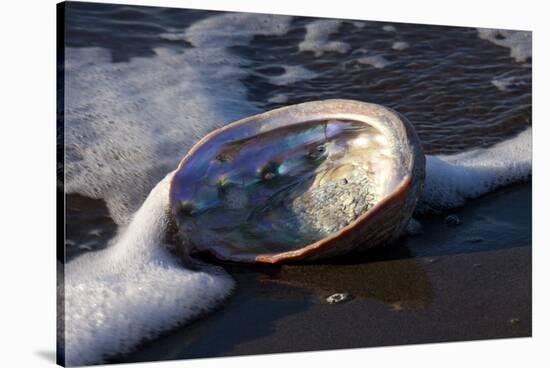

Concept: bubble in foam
[[298, 19, 351, 57], [477, 28, 532, 63]]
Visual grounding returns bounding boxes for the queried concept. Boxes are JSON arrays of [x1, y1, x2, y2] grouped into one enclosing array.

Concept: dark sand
[[100, 183, 531, 364]]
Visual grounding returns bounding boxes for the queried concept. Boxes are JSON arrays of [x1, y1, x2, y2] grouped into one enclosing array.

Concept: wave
[[64, 13, 294, 225], [62, 172, 234, 366], [417, 128, 531, 214]]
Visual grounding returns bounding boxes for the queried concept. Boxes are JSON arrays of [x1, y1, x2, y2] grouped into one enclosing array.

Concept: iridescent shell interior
[[170, 100, 422, 262]]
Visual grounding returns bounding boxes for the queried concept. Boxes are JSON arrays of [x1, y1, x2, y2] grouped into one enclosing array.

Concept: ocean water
[[59, 2, 531, 366]]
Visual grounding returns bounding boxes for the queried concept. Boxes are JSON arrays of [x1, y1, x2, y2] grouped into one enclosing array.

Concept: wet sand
[[103, 183, 531, 364]]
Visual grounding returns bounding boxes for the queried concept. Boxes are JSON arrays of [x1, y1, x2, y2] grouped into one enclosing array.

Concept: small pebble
[[326, 293, 351, 304], [425, 257, 438, 264], [509, 318, 521, 325], [445, 214, 461, 226], [390, 302, 404, 311]]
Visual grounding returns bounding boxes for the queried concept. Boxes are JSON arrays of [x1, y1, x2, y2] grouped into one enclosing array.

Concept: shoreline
[[106, 183, 531, 364]]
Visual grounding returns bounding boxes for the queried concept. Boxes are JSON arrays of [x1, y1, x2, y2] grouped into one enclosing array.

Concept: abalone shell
[[169, 99, 425, 263]]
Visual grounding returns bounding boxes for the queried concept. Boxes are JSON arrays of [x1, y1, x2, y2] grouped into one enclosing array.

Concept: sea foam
[[298, 19, 351, 56], [268, 93, 289, 104], [267, 65, 319, 86], [357, 54, 390, 69], [62, 172, 235, 366], [185, 13, 292, 48], [477, 28, 532, 63], [491, 74, 530, 92], [64, 13, 293, 225], [392, 41, 409, 51], [417, 128, 532, 214]]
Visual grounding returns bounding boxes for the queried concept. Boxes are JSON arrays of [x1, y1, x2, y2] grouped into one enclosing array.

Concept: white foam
[[357, 54, 390, 69], [416, 128, 532, 214], [392, 41, 409, 51], [267, 65, 318, 86], [491, 74, 529, 92], [351, 20, 368, 28], [298, 19, 351, 57], [158, 32, 186, 41], [64, 47, 252, 223], [268, 93, 289, 104], [185, 13, 292, 48], [382, 25, 396, 32], [65, 13, 293, 224], [162, 13, 292, 46], [62, 172, 235, 366], [477, 28, 532, 63]]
